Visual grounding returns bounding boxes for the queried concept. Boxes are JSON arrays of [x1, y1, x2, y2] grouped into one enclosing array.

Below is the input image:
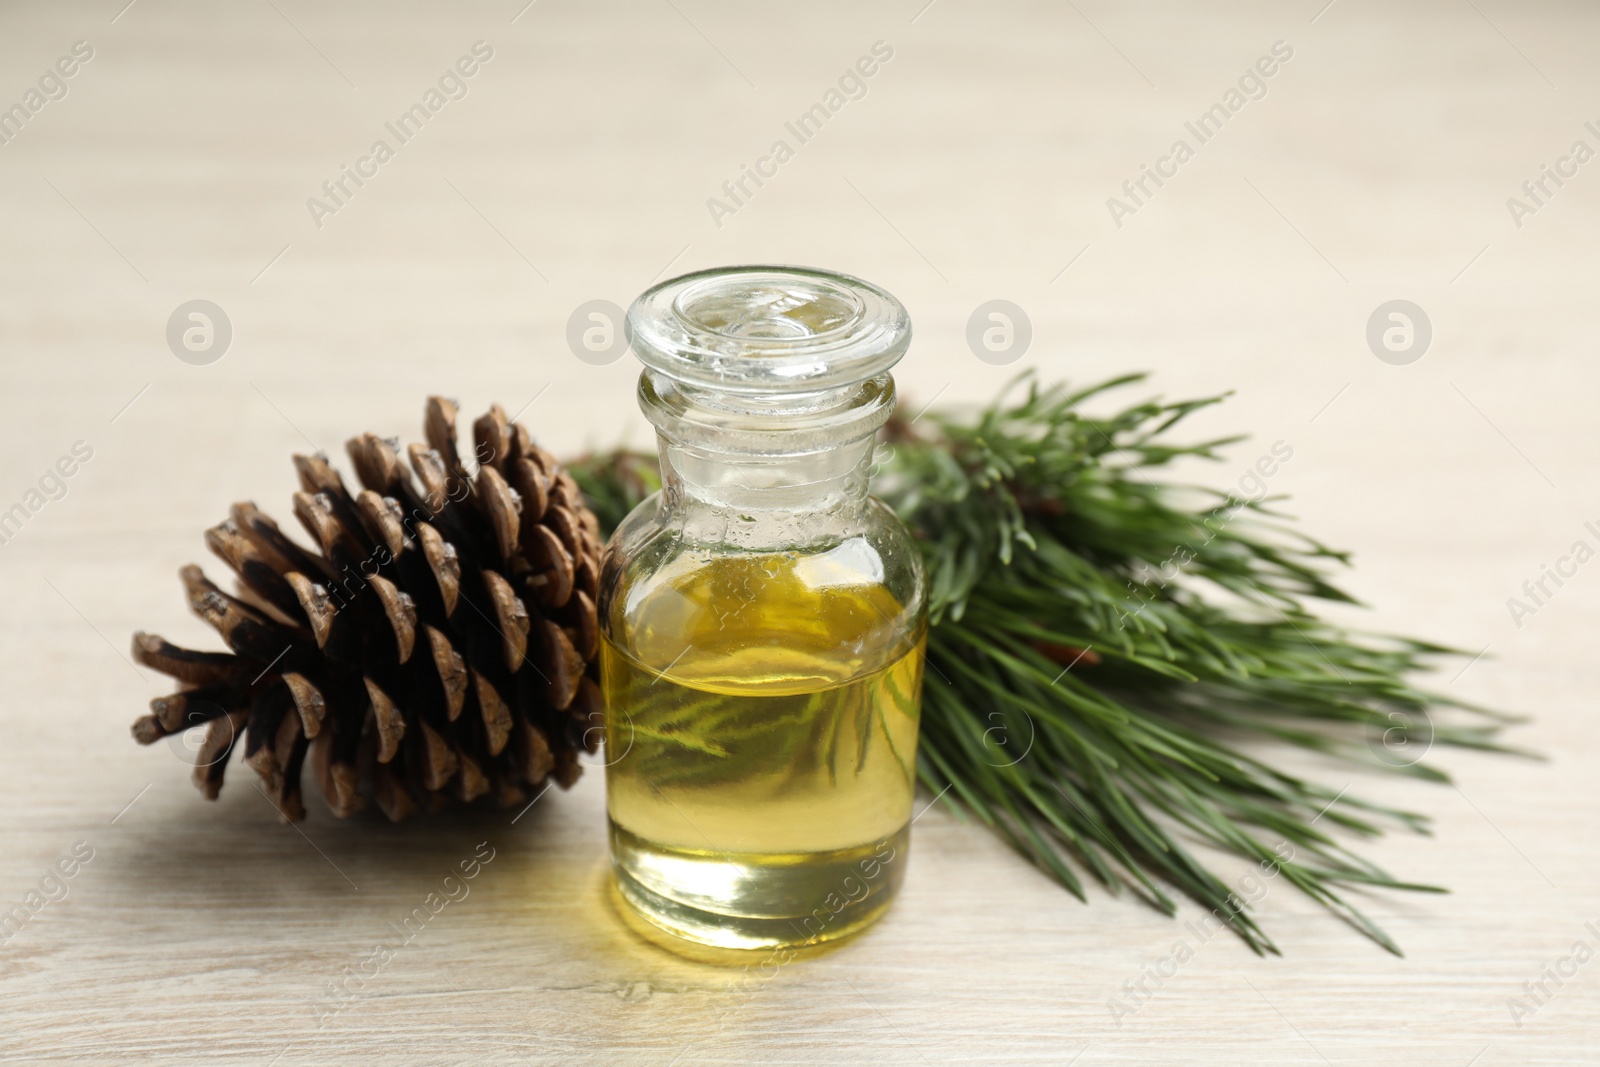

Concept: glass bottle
[[599, 265, 927, 953]]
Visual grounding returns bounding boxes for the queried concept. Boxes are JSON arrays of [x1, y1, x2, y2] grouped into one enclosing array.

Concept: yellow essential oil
[[604, 553, 923, 951], [606, 265, 926, 954]]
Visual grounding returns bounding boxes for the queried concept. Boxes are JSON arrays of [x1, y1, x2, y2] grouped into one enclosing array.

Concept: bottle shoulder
[[598, 492, 926, 678], [604, 493, 922, 575]]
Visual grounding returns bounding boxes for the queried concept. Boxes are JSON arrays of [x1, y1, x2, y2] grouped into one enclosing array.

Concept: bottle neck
[[641, 370, 892, 548]]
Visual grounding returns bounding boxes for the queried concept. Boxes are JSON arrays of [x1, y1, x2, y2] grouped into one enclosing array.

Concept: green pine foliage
[[569, 374, 1521, 955]]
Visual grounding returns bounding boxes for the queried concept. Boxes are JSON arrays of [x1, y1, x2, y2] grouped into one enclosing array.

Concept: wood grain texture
[[1, 1, 1597, 1063]]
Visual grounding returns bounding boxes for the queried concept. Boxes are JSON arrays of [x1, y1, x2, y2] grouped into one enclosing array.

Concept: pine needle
[[567, 372, 1525, 955]]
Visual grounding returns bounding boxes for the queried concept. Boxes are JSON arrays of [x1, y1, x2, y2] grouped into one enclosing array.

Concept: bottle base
[[608, 821, 908, 955]]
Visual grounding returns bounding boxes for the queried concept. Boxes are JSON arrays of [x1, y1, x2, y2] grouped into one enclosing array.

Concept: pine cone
[[129, 398, 605, 822]]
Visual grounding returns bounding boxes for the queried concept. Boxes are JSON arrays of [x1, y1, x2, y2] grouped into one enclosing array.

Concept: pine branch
[[568, 372, 1526, 955]]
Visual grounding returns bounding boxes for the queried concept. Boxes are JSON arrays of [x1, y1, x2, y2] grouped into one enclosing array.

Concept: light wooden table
[[2, 1, 1596, 1063]]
